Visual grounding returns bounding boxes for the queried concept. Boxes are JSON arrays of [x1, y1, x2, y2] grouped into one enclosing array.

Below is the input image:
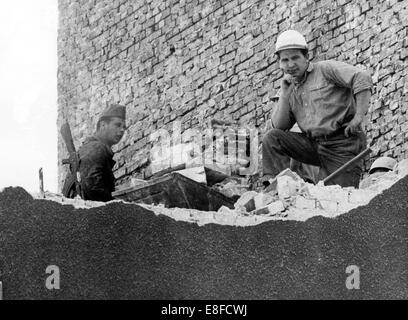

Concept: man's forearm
[[354, 89, 371, 116], [344, 88, 371, 136], [272, 96, 293, 130]]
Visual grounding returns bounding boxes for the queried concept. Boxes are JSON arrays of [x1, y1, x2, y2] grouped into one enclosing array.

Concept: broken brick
[[213, 212, 237, 224], [318, 200, 338, 212], [217, 205, 236, 215], [348, 189, 377, 204], [251, 200, 285, 216], [234, 191, 257, 212], [333, 189, 351, 203], [254, 192, 276, 209], [294, 196, 317, 210], [277, 175, 298, 199]]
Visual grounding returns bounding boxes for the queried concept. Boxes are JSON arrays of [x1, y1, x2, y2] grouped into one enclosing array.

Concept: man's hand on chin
[[280, 74, 295, 97]]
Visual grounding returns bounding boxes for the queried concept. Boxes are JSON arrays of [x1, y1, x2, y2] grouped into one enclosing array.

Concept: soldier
[[263, 30, 372, 188], [78, 104, 126, 202]]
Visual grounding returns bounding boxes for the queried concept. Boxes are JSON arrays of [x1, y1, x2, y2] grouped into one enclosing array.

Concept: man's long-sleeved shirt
[[273, 60, 373, 137], [78, 136, 115, 202]]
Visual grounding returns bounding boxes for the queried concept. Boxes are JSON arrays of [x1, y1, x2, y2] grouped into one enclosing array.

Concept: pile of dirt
[[0, 175, 407, 299]]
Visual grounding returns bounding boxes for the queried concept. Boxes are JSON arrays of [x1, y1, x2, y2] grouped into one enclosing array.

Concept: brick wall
[[58, 0, 408, 190]]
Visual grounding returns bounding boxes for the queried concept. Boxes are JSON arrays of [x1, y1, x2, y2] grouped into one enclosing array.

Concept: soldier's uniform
[[78, 104, 126, 202], [79, 136, 116, 202]]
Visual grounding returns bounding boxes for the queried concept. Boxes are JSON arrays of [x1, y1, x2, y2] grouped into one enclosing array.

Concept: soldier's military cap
[[100, 104, 126, 120]]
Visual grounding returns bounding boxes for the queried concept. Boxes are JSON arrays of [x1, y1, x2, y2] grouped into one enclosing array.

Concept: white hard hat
[[369, 157, 397, 174], [275, 30, 308, 53]]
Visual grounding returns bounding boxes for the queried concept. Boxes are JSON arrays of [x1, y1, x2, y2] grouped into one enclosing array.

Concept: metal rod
[[0, 281, 3, 300], [39, 168, 45, 198], [322, 146, 373, 185]]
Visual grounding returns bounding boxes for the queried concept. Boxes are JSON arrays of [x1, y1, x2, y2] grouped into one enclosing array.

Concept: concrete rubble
[[32, 191, 108, 208], [34, 159, 408, 226], [212, 177, 250, 198]]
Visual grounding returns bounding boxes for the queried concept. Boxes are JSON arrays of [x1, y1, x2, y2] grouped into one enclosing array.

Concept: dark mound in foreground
[[0, 178, 407, 299]]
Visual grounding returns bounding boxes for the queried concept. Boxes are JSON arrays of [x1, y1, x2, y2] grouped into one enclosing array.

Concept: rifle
[[60, 121, 83, 198]]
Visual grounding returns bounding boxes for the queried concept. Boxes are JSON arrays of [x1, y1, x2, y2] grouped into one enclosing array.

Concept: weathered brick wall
[[58, 0, 408, 190]]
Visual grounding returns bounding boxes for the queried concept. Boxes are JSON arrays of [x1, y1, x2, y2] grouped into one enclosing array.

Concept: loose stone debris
[[33, 159, 408, 226]]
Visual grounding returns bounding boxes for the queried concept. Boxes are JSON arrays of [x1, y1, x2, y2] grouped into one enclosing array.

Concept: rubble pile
[[211, 176, 250, 198], [33, 191, 107, 209], [213, 168, 377, 223], [36, 159, 408, 227], [218, 158, 408, 221], [145, 158, 408, 225]]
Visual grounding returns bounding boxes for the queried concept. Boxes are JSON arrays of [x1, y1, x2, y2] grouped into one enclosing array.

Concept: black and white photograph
[[0, 0, 407, 307]]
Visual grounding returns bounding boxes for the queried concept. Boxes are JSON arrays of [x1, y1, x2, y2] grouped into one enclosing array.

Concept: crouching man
[[263, 30, 372, 188]]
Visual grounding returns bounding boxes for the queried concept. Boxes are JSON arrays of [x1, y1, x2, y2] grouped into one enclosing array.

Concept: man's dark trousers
[[262, 128, 367, 188]]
